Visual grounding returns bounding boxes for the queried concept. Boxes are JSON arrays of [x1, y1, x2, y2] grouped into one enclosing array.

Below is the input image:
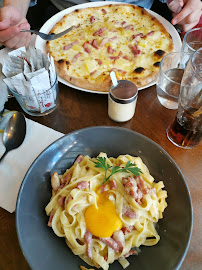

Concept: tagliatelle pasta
[[45, 153, 168, 270]]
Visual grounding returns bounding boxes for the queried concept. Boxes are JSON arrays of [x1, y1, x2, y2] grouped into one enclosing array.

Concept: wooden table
[[0, 83, 201, 270]]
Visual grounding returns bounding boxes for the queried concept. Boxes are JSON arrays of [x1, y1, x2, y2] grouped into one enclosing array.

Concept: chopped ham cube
[[122, 207, 137, 219], [75, 155, 84, 163], [84, 230, 93, 258], [58, 196, 65, 208], [92, 39, 99, 49], [72, 52, 82, 63], [51, 172, 60, 191], [101, 8, 107, 14], [99, 237, 120, 252], [90, 16, 96, 23], [64, 40, 79, 50], [77, 181, 89, 190], [93, 27, 107, 36], [83, 42, 91, 54]]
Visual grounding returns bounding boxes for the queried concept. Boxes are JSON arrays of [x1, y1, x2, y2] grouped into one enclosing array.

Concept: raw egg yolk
[[84, 192, 122, 238]]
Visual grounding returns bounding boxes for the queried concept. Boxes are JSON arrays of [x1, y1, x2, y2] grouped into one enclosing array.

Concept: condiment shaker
[[108, 80, 138, 122]]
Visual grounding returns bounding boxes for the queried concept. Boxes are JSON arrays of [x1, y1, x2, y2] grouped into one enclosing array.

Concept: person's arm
[[0, 0, 31, 48], [171, 0, 202, 32]]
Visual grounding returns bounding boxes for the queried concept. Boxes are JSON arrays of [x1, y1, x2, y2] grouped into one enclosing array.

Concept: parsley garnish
[[94, 157, 142, 184]]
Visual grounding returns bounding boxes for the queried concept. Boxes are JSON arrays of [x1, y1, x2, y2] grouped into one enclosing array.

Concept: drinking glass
[[167, 48, 202, 149], [156, 51, 190, 109], [166, 0, 183, 32], [8, 75, 59, 117], [182, 28, 202, 54], [166, 0, 182, 14]]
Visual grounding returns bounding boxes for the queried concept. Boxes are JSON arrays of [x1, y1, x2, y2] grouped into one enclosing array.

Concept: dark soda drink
[[167, 106, 202, 148]]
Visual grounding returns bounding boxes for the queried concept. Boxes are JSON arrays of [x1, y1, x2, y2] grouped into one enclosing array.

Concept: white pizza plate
[[35, 1, 182, 94]]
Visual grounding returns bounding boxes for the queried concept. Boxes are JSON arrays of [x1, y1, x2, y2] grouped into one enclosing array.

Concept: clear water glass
[[156, 51, 191, 109], [182, 27, 202, 54]]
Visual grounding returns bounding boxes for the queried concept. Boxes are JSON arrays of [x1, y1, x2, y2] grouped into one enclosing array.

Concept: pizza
[[47, 4, 174, 92]]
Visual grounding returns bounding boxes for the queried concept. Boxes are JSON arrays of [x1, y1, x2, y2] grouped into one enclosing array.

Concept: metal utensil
[[20, 26, 74, 41], [0, 112, 26, 163]]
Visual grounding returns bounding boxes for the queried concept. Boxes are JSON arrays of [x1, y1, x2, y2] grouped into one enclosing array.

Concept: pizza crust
[[55, 60, 111, 92]]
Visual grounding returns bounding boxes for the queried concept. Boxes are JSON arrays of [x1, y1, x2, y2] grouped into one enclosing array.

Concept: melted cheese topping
[[48, 4, 174, 84]]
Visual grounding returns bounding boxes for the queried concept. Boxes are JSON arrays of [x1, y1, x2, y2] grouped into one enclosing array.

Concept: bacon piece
[[118, 51, 123, 57], [123, 55, 131, 61], [64, 40, 79, 50], [61, 171, 72, 185], [132, 33, 144, 40], [56, 183, 65, 192], [99, 237, 120, 252], [124, 176, 134, 188], [51, 172, 60, 191], [95, 59, 102, 65], [121, 226, 134, 235], [72, 52, 82, 63], [75, 155, 84, 164], [121, 21, 126, 26], [58, 196, 65, 208], [123, 249, 138, 258], [141, 31, 155, 38], [110, 56, 119, 62], [86, 40, 92, 45], [84, 230, 93, 258], [143, 187, 156, 195], [83, 42, 91, 54], [110, 180, 117, 190], [99, 37, 109, 47], [93, 27, 107, 36], [130, 44, 141, 57], [107, 45, 115, 54], [147, 30, 154, 36], [124, 24, 134, 30], [90, 16, 96, 23], [136, 189, 143, 204], [91, 39, 99, 49], [101, 8, 107, 14], [122, 208, 137, 219], [136, 175, 147, 190], [113, 230, 125, 251], [100, 183, 108, 193], [108, 36, 117, 42], [84, 229, 92, 244], [77, 181, 89, 190], [99, 36, 117, 47], [48, 211, 54, 227], [90, 70, 97, 76]]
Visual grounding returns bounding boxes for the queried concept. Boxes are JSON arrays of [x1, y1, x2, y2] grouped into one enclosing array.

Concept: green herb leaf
[[93, 157, 142, 184]]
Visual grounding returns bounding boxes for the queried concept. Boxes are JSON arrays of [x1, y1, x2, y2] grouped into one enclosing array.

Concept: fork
[[20, 26, 75, 41]]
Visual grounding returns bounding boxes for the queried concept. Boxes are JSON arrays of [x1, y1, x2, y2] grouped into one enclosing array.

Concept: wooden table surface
[[0, 83, 202, 270]]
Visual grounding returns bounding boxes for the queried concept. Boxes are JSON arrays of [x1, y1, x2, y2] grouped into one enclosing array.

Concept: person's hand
[[171, 0, 202, 32], [0, 5, 31, 49]]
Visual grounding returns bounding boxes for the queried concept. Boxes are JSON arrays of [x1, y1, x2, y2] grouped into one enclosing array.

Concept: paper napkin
[[0, 117, 64, 213], [0, 35, 37, 112]]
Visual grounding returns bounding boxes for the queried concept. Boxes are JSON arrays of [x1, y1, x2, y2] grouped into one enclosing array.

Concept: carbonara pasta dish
[[45, 153, 168, 270]]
